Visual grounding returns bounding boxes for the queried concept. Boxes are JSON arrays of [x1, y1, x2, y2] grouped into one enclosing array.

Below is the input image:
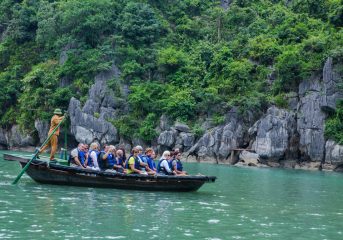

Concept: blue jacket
[[68, 148, 85, 165], [146, 156, 156, 171]]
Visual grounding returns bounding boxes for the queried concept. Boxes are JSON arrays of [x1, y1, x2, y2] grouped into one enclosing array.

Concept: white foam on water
[[149, 227, 159, 231], [218, 203, 230, 207], [202, 206, 213, 210], [232, 236, 243, 239], [309, 227, 326, 230], [208, 219, 220, 224], [4, 175, 16, 178], [36, 196, 48, 199], [133, 229, 144, 232], [184, 233, 193, 237], [51, 230, 66, 234], [104, 236, 126, 239], [215, 209, 225, 212], [27, 229, 42, 233], [306, 213, 325, 217], [174, 207, 185, 211], [205, 238, 222, 240], [9, 210, 23, 213], [198, 202, 212, 206], [59, 197, 78, 201], [260, 223, 273, 227]]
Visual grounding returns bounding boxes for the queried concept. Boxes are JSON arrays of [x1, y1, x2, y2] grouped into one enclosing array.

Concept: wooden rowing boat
[[4, 153, 216, 191]]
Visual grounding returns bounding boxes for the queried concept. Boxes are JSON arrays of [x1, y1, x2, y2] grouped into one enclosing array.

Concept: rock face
[[34, 120, 50, 144], [297, 78, 326, 161], [296, 58, 342, 162], [325, 140, 343, 166], [68, 64, 122, 145], [249, 106, 298, 160], [0, 128, 7, 148], [321, 57, 343, 111], [238, 150, 260, 166], [7, 125, 35, 148], [187, 109, 246, 163], [157, 122, 195, 153]]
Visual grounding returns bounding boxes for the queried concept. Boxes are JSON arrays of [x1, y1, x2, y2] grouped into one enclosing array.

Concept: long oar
[[12, 114, 67, 184]]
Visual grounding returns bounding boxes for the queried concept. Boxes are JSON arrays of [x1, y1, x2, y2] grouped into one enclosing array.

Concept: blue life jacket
[[68, 148, 85, 165], [125, 155, 140, 170], [97, 151, 116, 169], [140, 155, 149, 163], [116, 156, 125, 167], [79, 151, 85, 165], [170, 159, 183, 171], [146, 156, 156, 170], [176, 160, 183, 171], [87, 150, 99, 167], [157, 159, 172, 174], [106, 153, 116, 168]]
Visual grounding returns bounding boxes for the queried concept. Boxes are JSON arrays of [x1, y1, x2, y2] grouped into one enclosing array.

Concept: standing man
[[39, 108, 65, 161]]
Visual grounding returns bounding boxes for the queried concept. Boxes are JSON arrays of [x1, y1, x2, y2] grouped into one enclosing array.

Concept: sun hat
[[53, 108, 63, 115]]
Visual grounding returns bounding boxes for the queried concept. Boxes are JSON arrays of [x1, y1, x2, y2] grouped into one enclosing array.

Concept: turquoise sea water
[[0, 150, 343, 240]]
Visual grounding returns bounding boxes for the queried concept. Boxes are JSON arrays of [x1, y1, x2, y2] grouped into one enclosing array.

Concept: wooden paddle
[[12, 114, 67, 184]]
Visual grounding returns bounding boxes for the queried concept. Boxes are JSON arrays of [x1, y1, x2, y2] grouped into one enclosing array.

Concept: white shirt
[[90, 151, 99, 170], [160, 159, 172, 173]]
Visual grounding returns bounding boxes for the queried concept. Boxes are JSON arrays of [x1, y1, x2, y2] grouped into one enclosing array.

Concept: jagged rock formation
[[187, 108, 251, 163], [157, 122, 195, 154], [68, 64, 123, 145], [34, 120, 50, 144], [325, 140, 343, 168], [297, 57, 342, 162], [297, 76, 327, 161], [249, 106, 298, 161], [184, 57, 342, 170], [5, 125, 35, 148]]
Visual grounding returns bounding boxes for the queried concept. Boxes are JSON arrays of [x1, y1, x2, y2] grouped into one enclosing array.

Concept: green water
[[0, 151, 343, 240]]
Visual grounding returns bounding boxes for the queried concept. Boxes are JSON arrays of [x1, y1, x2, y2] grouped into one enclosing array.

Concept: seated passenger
[[99, 145, 116, 170], [171, 152, 187, 176], [157, 151, 175, 175], [143, 148, 156, 172], [134, 145, 154, 175], [114, 149, 127, 173], [69, 143, 86, 168], [126, 147, 144, 174], [135, 145, 146, 163], [85, 142, 100, 170]]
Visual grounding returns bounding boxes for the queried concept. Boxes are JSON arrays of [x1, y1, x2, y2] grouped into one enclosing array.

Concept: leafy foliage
[[325, 100, 343, 144], [0, 0, 342, 143]]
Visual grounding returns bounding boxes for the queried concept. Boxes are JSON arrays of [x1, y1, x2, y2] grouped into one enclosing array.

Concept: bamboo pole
[[12, 114, 67, 184]]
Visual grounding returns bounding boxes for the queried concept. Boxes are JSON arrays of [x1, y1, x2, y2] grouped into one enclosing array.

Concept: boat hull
[[5, 154, 216, 191]]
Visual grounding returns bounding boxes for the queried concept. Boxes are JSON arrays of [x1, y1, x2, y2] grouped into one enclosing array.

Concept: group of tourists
[[38, 109, 187, 176], [69, 143, 187, 176]]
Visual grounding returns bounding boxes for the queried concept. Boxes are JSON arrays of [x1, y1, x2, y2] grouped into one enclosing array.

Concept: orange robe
[[39, 115, 64, 160]]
